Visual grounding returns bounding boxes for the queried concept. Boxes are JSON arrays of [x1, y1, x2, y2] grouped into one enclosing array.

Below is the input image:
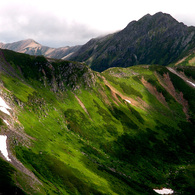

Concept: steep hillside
[[0, 39, 81, 59], [69, 12, 195, 72], [0, 49, 194, 194]]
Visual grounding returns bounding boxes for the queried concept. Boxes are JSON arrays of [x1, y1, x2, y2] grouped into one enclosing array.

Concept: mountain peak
[[153, 12, 177, 22], [23, 38, 37, 43], [70, 12, 195, 72], [153, 11, 166, 16], [138, 12, 176, 24], [124, 11, 179, 32], [20, 39, 40, 46], [140, 13, 152, 20]]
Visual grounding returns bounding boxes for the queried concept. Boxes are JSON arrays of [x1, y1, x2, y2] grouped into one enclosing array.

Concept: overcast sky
[[0, 0, 194, 47]]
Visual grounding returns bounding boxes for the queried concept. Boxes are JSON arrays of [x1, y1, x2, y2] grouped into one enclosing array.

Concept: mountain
[[0, 48, 194, 194], [69, 12, 195, 72], [2, 12, 194, 73], [0, 39, 81, 59]]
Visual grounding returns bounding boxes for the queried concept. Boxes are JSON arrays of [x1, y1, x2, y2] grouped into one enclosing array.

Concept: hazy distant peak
[[24, 40, 41, 48], [0, 39, 82, 59], [22, 38, 38, 44]]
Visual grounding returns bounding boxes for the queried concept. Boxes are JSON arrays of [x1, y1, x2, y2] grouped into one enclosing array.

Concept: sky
[[0, 0, 194, 47]]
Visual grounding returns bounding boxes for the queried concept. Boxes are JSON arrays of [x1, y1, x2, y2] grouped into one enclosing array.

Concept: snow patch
[[0, 135, 11, 161], [0, 97, 11, 109], [153, 188, 174, 194], [3, 119, 10, 126], [187, 80, 195, 87], [0, 107, 11, 116], [125, 99, 131, 104], [0, 97, 11, 116]]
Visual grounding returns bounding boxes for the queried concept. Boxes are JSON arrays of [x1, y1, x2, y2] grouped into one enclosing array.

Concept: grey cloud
[[0, 6, 102, 47]]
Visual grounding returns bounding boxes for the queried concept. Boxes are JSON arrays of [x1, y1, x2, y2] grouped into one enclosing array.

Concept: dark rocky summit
[[69, 12, 195, 71]]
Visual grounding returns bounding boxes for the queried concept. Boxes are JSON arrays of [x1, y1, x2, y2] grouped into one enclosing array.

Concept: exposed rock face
[[0, 49, 96, 92], [0, 39, 81, 59], [69, 12, 195, 72]]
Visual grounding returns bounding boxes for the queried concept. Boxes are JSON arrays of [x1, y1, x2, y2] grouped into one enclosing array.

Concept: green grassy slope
[[172, 53, 195, 67], [0, 50, 194, 194]]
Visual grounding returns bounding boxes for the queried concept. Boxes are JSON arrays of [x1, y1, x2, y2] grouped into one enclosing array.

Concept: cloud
[[0, 0, 194, 47], [0, 5, 102, 47]]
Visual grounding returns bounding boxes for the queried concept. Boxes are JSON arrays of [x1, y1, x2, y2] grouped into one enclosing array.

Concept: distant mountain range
[[0, 39, 81, 59], [69, 12, 195, 71], [0, 12, 194, 72]]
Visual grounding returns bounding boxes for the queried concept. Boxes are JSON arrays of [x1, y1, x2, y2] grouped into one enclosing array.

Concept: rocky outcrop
[[0, 49, 96, 92]]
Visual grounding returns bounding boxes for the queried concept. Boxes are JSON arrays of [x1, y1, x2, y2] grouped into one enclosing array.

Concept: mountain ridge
[[1, 12, 194, 73], [69, 12, 195, 71]]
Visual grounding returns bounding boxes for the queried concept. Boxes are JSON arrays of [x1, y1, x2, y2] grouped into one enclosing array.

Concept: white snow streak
[[3, 119, 10, 126], [125, 99, 131, 104], [187, 80, 195, 87], [0, 107, 11, 116], [153, 188, 174, 194], [0, 97, 11, 116], [0, 135, 11, 161]]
